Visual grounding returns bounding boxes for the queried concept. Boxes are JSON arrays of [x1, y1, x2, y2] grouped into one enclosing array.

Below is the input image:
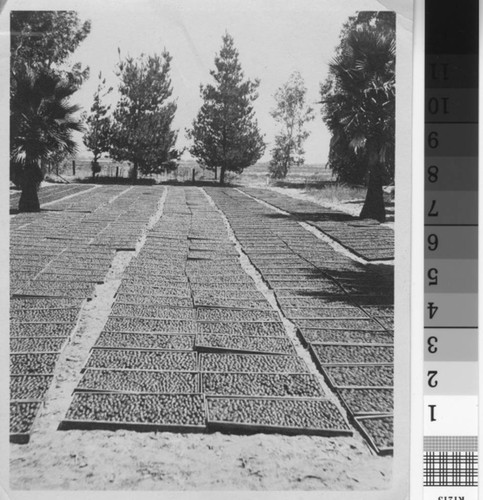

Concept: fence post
[[72, 160, 76, 176], [116, 166, 119, 179], [192, 168, 195, 183]]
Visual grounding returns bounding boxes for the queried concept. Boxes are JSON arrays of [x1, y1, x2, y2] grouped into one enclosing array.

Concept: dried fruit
[[10, 353, 58, 374], [203, 372, 324, 397], [63, 392, 206, 427], [207, 397, 351, 434], [78, 369, 198, 393], [84, 349, 197, 371], [95, 332, 194, 350], [200, 353, 308, 373], [110, 304, 195, 320], [10, 402, 41, 436], [11, 308, 79, 323], [10, 375, 54, 400], [300, 329, 392, 345], [197, 308, 279, 322], [311, 344, 394, 365], [10, 336, 66, 353], [10, 322, 75, 337], [196, 334, 295, 355], [104, 317, 196, 333], [337, 388, 393, 415], [323, 364, 393, 387], [356, 416, 393, 452], [198, 321, 286, 336]]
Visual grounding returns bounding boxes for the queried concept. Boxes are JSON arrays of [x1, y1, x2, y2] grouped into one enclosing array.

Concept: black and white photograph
[[2, 0, 412, 495]]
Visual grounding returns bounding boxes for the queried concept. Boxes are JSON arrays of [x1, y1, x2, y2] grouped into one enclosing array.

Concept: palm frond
[[11, 67, 83, 165]]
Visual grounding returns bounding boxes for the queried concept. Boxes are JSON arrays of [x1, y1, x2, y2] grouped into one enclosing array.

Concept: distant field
[[50, 157, 337, 188], [236, 162, 336, 188], [42, 157, 392, 222], [49, 158, 222, 183]]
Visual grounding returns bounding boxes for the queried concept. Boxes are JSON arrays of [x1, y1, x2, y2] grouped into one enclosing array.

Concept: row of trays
[[205, 188, 395, 454], [11, 308, 81, 323], [298, 328, 393, 345], [83, 329, 295, 354], [56, 197, 358, 441], [291, 318, 388, 331], [82, 350, 308, 373], [99, 315, 289, 335], [10, 189, 391, 452], [9, 290, 87, 443], [73, 369, 326, 398], [11, 336, 69, 353], [59, 392, 352, 437], [104, 307, 280, 322], [237, 187, 394, 261], [309, 342, 394, 453]]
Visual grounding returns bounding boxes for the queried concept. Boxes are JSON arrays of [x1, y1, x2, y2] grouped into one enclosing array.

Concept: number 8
[[428, 165, 438, 182]]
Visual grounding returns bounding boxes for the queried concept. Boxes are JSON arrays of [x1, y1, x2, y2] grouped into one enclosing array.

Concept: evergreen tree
[[110, 51, 180, 181], [187, 32, 265, 185], [11, 11, 91, 74], [83, 72, 113, 178], [320, 12, 395, 221], [269, 71, 314, 179]]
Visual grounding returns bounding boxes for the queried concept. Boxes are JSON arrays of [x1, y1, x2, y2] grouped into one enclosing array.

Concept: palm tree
[[321, 16, 395, 222], [10, 67, 83, 212]]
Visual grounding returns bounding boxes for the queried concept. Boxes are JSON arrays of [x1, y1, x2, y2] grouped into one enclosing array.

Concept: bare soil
[[10, 425, 391, 490]]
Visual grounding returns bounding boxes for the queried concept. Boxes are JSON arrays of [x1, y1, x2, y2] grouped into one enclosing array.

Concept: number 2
[[427, 370, 438, 388]]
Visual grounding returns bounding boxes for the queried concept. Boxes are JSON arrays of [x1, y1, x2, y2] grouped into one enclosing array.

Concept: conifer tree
[[188, 33, 265, 184], [110, 51, 180, 181]]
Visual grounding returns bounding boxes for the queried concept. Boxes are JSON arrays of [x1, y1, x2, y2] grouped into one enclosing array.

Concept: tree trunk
[[131, 161, 138, 183], [219, 166, 226, 185], [18, 162, 42, 212], [360, 160, 386, 222]]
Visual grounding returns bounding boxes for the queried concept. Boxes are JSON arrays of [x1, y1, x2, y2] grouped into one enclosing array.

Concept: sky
[[7, 0, 389, 163]]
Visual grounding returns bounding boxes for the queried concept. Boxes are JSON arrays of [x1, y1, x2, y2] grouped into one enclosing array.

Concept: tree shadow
[[77, 176, 156, 185], [258, 212, 291, 220], [294, 212, 355, 222]]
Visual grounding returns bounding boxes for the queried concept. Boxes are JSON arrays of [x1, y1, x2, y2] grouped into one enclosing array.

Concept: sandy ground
[[264, 187, 395, 229], [268, 186, 365, 218], [9, 186, 393, 491], [10, 427, 391, 490]]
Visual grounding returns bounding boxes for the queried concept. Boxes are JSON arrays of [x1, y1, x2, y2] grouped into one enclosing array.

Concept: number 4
[[427, 302, 438, 319]]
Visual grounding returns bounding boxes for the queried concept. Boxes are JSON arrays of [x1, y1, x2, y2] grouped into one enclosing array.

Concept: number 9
[[427, 234, 438, 251]]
